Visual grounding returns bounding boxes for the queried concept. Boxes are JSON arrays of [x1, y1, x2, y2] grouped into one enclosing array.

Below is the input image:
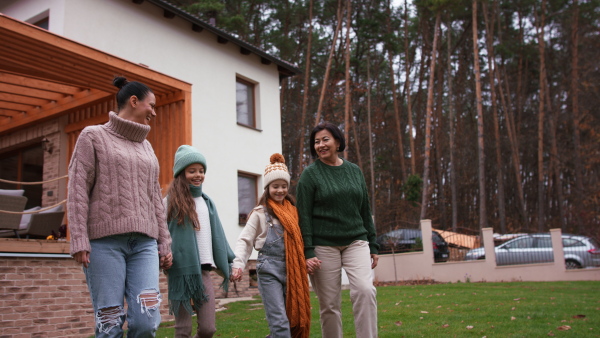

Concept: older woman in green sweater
[[296, 122, 379, 338]]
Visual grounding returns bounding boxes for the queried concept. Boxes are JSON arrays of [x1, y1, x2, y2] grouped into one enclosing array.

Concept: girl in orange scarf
[[231, 154, 311, 338]]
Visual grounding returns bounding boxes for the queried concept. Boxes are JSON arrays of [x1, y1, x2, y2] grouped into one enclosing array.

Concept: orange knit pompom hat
[[263, 153, 290, 189]]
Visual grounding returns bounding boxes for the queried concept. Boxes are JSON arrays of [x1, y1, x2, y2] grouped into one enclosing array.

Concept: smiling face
[[268, 179, 289, 204], [130, 92, 156, 125], [184, 163, 205, 186], [314, 129, 340, 163]]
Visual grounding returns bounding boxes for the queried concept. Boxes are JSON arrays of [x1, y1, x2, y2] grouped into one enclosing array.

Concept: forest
[[170, 0, 600, 239]]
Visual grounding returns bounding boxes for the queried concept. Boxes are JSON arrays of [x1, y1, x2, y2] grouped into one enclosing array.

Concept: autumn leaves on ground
[[153, 281, 599, 337]]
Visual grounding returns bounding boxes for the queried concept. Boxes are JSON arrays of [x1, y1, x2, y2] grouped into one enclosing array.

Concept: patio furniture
[[0, 194, 28, 235], [0, 204, 65, 239]]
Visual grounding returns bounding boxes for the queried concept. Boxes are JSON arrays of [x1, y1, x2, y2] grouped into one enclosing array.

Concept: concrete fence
[[374, 220, 600, 283]]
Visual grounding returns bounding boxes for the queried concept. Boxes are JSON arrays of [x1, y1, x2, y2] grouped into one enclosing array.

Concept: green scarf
[[167, 184, 235, 316]]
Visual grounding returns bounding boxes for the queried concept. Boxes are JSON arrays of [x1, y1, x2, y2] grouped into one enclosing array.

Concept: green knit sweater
[[296, 159, 379, 259]]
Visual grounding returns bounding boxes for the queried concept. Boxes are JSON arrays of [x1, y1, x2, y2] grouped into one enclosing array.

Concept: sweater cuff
[[158, 241, 171, 256], [70, 237, 91, 256], [369, 243, 379, 255], [304, 248, 316, 259]]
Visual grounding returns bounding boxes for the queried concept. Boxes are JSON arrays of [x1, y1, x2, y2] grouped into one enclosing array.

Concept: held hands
[[230, 267, 243, 282], [159, 252, 173, 270], [306, 257, 322, 275]]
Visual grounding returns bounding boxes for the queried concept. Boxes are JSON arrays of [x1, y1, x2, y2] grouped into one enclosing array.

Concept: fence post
[[550, 228, 565, 270], [482, 227, 496, 267], [421, 219, 434, 264]]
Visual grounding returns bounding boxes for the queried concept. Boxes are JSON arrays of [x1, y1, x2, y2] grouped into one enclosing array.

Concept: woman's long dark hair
[[166, 174, 200, 229]]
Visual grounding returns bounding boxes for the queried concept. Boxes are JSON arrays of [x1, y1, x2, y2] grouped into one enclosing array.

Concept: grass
[[153, 281, 599, 337]]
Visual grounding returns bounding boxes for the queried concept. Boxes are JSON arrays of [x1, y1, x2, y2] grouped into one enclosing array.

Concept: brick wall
[[0, 256, 260, 338]]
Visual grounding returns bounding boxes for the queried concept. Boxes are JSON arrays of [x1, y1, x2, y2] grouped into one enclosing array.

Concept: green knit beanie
[[173, 145, 207, 177]]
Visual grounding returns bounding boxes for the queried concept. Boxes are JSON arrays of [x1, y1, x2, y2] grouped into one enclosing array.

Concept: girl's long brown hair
[[166, 174, 200, 229]]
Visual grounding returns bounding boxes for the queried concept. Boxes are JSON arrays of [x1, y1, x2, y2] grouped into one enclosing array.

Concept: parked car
[[376, 229, 449, 262], [464, 233, 600, 269]]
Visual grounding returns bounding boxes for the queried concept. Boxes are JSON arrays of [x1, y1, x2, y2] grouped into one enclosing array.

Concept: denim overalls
[[257, 211, 290, 337]]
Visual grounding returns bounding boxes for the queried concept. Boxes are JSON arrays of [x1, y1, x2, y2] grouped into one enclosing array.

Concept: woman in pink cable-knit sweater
[[68, 76, 172, 337]]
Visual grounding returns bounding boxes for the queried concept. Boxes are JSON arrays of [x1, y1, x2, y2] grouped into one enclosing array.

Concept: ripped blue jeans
[[84, 233, 162, 338]]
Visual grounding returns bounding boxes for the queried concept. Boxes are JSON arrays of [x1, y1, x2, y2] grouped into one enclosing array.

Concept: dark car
[[376, 229, 449, 262]]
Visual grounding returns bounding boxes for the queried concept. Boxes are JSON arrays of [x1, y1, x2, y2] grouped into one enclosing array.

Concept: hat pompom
[[270, 153, 285, 164]]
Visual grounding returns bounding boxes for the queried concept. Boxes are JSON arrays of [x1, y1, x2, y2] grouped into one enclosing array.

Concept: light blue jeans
[[257, 221, 290, 338], [84, 233, 162, 338]]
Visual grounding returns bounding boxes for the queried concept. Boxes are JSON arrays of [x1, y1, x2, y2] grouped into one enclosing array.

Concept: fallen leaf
[[437, 306, 442, 308], [442, 324, 449, 328], [395, 321, 402, 326], [421, 311, 429, 313], [547, 331, 555, 336], [512, 307, 516, 311], [561, 320, 567, 322], [514, 298, 521, 301], [511, 317, 516, 320], [573, 314, 586, 319], [557, 325, 571, 331], [466, 325, 474, 329]]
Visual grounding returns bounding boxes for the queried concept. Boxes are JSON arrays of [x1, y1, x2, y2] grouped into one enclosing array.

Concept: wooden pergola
[[0, 13, 192, 186]]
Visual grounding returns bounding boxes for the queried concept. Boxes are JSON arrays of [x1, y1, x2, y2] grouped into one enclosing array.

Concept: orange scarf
[[268, 198, 311, 338]]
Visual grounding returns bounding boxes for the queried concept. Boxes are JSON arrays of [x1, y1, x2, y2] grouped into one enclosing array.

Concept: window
[[238, 173, 258, 225], [236, 78, 255, 127], [0, 144, 43, 209]]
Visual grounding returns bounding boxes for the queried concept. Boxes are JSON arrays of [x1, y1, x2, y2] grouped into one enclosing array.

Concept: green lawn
[[154, 281, 599, 337]]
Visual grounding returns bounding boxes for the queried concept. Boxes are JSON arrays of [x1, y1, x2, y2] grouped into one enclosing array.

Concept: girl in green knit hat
[[165, 145, 235, 338]]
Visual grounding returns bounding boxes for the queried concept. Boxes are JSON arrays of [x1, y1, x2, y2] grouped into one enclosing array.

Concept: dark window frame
[[236, 77, 257, 129], [237, 172, 258, 225]]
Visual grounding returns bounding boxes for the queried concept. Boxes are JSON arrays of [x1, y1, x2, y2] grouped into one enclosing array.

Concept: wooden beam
[[0, 72, 82, 94], [217, 36, 228, 44], [0, 89, 111, 133], [261, 57, 272, 65], [65, 113, 109, 134], [0, 238, 70, 254], [0, 82, 64, 101], [0, 14, 192, 91], [0, 92, 48, 106], [0, 101, 33, 111], [240, 47, 251, 55]]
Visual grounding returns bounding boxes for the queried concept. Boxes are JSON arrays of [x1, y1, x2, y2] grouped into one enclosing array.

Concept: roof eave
[[142, 0, 300, 78]]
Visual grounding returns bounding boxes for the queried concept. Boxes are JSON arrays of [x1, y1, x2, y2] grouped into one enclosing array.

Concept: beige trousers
[[310, 240, 378, 338], [174, 269, 216, 338]]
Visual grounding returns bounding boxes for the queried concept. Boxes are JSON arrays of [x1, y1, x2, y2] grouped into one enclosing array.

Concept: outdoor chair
[[0, 194, 28, 235], [0, 204, 64, 239]]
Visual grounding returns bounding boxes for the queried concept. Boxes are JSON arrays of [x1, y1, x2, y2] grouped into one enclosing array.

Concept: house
[[0, 0, 298, 336]]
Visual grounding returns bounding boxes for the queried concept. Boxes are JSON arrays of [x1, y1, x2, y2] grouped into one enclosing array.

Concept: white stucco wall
[[1, 0, 286, 253]]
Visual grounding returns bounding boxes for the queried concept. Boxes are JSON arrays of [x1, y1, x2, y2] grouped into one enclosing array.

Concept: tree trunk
[[315, 0, 343, 125], [446, 17, 458, 232], [535, 0, 547, 232], [343, 0, 351, 159], [570, 0, 585, 233], [298, 0, 314, 172], [419, 12, 441, 220], [386, 0, 406, 182], [483, 1, 506, 233], [472, 0, 488, 229], [366, 50, 376, 221], [405, 0, 416, 175]]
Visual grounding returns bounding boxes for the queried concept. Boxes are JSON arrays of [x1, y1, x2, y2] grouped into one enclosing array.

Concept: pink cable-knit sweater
[[68, 111, 172, 256]]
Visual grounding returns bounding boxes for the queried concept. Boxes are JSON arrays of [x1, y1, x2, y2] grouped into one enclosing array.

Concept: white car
[[464, 234, 600, 269]]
